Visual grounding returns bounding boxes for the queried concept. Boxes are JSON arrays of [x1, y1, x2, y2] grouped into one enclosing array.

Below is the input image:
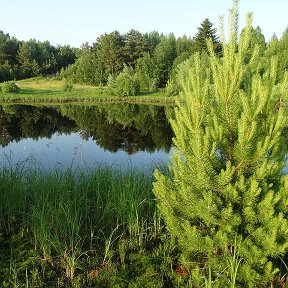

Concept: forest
[[1, 18, 287, 94]]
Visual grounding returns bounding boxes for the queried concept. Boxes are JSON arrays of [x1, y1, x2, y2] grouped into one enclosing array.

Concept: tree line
[[0, 18, 222, 86], [1, 19, 288, 93], [60, 19, 223, 90], [0, 32, 76, 81]]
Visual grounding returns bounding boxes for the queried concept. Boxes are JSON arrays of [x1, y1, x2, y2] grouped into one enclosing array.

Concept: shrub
[[62, 78, 73, 92], [108, 66, 140, 96], [1, 81, 20, 93]]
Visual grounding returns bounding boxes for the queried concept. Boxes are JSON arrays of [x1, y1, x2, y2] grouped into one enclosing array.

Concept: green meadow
[[0, 77, 175, 105]]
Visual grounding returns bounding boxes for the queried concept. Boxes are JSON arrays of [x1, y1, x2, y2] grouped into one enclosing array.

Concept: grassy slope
[[0, 77, 176, 105]]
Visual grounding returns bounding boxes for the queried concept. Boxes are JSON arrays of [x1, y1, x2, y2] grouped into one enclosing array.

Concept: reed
[[0, 167, 27, 234], [0, 163, 162, 282]]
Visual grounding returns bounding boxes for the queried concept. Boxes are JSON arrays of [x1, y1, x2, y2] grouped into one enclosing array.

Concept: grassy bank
[[0, 164, 188, 287], [0, 77, 176, 105], [1, 165, 288, 287]]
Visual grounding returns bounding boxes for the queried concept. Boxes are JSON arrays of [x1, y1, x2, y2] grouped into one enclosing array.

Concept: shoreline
[[0, 77, 176, 105]]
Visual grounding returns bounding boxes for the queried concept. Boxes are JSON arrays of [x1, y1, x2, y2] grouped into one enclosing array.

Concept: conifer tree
[[153, 1, 288, 286], [193, 18, 222, 56]]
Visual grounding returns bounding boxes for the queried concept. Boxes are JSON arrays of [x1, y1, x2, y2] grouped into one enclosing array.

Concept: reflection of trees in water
[[60, 103, 173, 154], [0, 105, 77, 147], [0, 103, 173, 154], [0, 127, 12, 146]]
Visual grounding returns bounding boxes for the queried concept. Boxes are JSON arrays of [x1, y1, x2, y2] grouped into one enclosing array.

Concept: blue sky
[[1, 0, 287, 47]]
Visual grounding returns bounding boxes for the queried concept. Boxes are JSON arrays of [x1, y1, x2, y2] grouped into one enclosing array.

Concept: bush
[[62, 78, 73, 92], [1, 81, 20, 93], [108, 66, 140, 96]]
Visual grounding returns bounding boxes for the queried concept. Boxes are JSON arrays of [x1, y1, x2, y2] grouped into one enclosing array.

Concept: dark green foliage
[[95, 31, 125, 76], [0, 31, 19, 66], [0, 103, 173, 155], [153, 34, 177, 88], [1, 15, 287, 98], [17, 40, 56, 77], [0, 23, 219, 89], [193, 18, 222, 56], [55, 45, 76, 71], [175, 35, 194, 57], [0, 62, 14, 82], [123, 29, 150, 68], [1, 81, 20, 93], [170, 35, 195, 79], [0, 31, 76, 81], [63, 31, 126, 85], [0, 105, 77, 146]]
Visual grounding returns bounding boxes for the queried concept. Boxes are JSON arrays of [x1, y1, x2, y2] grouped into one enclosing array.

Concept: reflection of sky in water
[[0, 132, 172, 171]]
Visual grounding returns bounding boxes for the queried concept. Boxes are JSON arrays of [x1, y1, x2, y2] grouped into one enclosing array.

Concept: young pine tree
[[153, 2, 288, 286]]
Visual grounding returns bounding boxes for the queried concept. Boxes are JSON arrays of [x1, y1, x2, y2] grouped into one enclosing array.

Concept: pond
[[0, 103, 174, 171]]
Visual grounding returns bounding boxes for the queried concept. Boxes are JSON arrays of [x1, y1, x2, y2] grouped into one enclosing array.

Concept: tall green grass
[[0, 164, 163, 281], [0, 162, 258, 286]]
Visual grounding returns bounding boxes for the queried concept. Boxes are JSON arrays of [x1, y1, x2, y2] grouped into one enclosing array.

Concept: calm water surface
[[0, 103, 174, 170]]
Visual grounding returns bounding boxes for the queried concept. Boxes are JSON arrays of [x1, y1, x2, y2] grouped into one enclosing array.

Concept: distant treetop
[[193, 18, 222, 56]]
